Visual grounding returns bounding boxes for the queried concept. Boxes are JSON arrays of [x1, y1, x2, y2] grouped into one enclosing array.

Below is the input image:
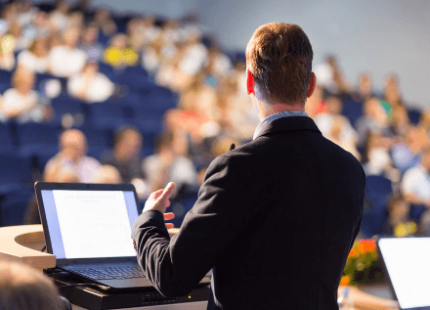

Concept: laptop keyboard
[[67, 265, 145, 280]]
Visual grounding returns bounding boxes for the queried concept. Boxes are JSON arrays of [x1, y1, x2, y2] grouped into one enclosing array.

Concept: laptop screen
[[41, 189, 139, 260], [378, 237, 430, 310]]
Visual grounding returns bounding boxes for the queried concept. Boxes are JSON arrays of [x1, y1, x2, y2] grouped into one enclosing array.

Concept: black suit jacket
[[132, 116, 365, 310]]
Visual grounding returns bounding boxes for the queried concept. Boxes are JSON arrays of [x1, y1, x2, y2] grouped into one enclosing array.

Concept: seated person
[[92, 165, 122, 184], [78, 25, 103, 62], [101, 126, 145, 183], [0, 67, 49, 122], [48, 27, 86, 77], [103, 33, 139, 68], [17, 38, 49, 73], [44, 129, 101, 183], [142, 132, 197, 193], [381, 194, 417, 237], [67, 61, 114, 103], [0, 262, 68, 310], [0, 34, 16, 71]]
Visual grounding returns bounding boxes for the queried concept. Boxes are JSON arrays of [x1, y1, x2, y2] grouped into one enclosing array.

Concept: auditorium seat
[[16, 123, 59, 173], [0, 187, 34, 227], [51, 95, 84, 125], [0, 123, 16, 154], [342, 99, 363, 130], [360, 175, 393, 238], [81, 126, 112, 160], [407, 108, 421, 125], [0, 154, 33, 195], [86, 102, 127, 130]]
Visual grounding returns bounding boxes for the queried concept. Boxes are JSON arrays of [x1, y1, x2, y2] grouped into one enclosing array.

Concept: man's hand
[[143, 182, 176, 229]]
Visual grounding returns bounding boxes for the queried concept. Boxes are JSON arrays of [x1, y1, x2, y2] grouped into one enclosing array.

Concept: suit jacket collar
[[254, 116, 321, 140]]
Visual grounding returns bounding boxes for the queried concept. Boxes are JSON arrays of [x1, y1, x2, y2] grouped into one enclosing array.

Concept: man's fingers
[[150, 189, 165, 200], [157, 182, 175, 203], [164, 212, 175, 221], [166, 223, 174, 229]]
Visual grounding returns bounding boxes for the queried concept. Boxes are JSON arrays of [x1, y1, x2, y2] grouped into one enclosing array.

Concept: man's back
[[202, 116, 364, 309]]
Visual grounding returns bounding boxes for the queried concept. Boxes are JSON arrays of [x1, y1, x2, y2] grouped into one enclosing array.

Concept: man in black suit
[[132, 23, 365, 309]]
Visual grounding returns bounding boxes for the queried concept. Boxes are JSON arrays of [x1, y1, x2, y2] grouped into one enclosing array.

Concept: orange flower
[[357, 239, 376, 253], [348, 249, 356, 257], [340, 275, 350, 286]]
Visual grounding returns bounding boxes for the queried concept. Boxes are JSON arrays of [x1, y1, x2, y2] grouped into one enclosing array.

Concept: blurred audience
[[17, 38, 49, 73], [0, 67, 47, 122], [401, 147, 430, 207], [103, 33, 138, 68], [44, 129, 101, 183], [49, 27, 86, 77], [143, 132, 197, 192], [101, 126, 145, 183], [0, 34, 15, 70], [67, 61, 114, 103]]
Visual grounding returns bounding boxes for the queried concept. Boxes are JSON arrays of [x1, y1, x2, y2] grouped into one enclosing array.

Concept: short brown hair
[[246, 23, 313, 105]]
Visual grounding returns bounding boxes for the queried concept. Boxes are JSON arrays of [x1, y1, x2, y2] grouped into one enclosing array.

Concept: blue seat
[[0, 123, 16, 154], [0, 154, 33, 194], [81, 126, 112, 159], [51, 95, 84, 125], [0, 187, 34, 227], [360, 175, 393, 238], [0, 82, 11, 93], [87, 102, 127, 130], [342, 99, 363, 130], [16, 123, 59, 168], [0, 69, 12, 84], [407, 109, 421, 125]]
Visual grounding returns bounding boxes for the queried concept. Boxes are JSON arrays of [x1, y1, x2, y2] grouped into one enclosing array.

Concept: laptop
[[35, 182, 210, 290], [377, 237, 430, 310]]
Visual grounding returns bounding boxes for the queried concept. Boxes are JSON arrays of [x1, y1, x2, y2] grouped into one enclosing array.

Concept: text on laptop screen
[[378, 238, 430, 309], [41, 190, 139, 259]]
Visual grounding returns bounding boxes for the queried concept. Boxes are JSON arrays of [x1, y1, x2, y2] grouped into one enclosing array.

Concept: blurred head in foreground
[[0, 262, 63, 310]]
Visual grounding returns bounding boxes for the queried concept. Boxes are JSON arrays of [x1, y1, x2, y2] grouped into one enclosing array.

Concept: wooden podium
[[0, 224, 55, 272], [0, 225, 399, 310]]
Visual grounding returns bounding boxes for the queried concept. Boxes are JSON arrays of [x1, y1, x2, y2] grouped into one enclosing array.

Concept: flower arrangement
[[340, 239, 384, 286]]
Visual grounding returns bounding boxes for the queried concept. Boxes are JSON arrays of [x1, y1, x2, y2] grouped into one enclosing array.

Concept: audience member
[[0, 34, 16, 70], [17, 38, 49, 73], [355, 97, 392, 147], [401, 147, 430, 207], [101, 126, 145, 183], [103, 34, 139, 68], [0, 67, 45, 122], [391, 126, 428, 173], [78, 25, 103, 61], [49, 27, 86, 77], [44, 129, 101, 183], [93, 165, 122, 184], [67, 61, 114, 103], [0, 262, 66, 310], [142, 132, 197, 192], [382, 194, 417, 237], [352, 73, 374, 103]]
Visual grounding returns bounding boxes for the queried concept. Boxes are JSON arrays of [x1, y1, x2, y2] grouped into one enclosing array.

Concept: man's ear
[[306, 72, 317, 98], [246, 69, 254, 95]]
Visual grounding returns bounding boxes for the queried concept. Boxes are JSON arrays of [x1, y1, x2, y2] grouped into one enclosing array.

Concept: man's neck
[[258, 101, 304, 121]]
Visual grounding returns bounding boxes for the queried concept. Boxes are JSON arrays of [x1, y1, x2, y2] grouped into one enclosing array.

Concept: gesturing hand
[[143, 182, 176, 229]]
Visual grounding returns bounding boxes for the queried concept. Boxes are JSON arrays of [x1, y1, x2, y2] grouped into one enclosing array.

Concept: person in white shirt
[[67, 62, 115, 103], [17, 38, 49, 73], [48, 27, 86, 77], [0, 67, 41, 122], [401, 148, 430, 207], [44, 129, 101, 183]]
